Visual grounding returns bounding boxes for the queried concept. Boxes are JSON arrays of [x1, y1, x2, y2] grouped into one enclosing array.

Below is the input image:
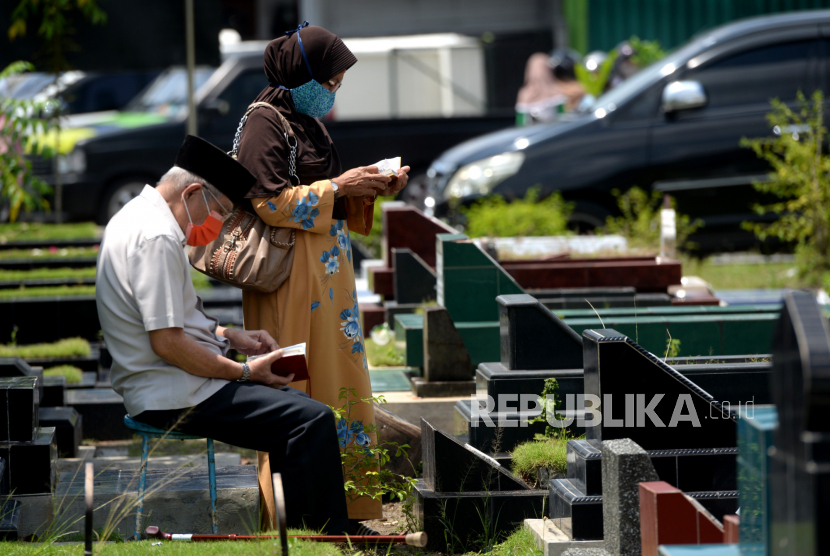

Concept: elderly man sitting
[[96, 135, 349, 534]]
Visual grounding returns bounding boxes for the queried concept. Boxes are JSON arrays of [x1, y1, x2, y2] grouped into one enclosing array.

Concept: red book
[[251, 343, 309, 382]]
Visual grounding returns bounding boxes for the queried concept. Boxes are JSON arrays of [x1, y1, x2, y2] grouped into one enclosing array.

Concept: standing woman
[[237, 23, 409, 530]]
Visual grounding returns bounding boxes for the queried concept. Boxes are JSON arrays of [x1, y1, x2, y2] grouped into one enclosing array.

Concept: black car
[[424, 10, 830, 251]]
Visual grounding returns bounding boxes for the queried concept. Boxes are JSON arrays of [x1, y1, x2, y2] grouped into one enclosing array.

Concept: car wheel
[[100, 179, 145, 223]]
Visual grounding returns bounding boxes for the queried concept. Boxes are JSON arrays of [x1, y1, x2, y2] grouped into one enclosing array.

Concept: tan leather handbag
[[188, 102, 299, 293]]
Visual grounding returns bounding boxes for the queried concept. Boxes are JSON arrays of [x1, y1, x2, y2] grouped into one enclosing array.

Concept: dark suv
[[424, 10, 830, 250]]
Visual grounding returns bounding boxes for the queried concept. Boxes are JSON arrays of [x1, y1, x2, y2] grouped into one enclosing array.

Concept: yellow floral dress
[[241, 180, 381, 524]]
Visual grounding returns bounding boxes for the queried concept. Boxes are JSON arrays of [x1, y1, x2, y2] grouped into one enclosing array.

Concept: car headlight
[[443, 151, 525, 201], [57, 148, 86, 175]]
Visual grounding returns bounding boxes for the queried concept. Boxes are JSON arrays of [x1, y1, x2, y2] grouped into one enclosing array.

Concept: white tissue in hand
[[373, 157, 401, 177]]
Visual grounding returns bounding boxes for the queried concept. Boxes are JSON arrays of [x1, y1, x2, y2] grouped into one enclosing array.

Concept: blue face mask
[[290, 79, 336, 118], [274, 22, 337, 118]]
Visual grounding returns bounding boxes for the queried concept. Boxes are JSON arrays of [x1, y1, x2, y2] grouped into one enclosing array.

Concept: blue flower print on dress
[[320, 247, 340, 276], [291, 191, 320, 230], [267, 201, 278, 212], [350, 421, 372, 453], [311, 300, 320, 312], [339, 308, 360, 339], [329, 220, 352, 263], [329, 288, 333, 302]]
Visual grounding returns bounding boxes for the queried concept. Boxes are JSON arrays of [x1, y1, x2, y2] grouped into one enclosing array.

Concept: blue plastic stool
[[123, 415, 218, 538]]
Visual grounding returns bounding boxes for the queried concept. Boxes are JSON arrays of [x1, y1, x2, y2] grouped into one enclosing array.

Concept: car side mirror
[[662, 81, 707, 113]]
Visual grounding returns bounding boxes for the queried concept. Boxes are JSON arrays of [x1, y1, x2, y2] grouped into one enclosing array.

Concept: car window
[[685, 40, 819, 109], [217, 69, 269, 118]]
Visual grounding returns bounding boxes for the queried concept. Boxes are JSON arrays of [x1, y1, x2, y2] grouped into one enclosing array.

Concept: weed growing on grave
[[365, 337, 405, 367], [0, 336, 90, 358], [510, 437, 570, 487], [526, 378, 566, 440], [665, 337, 681, 360], [43, 364, 83, 384], [331, 388, 417, 510], [602, 187, 701, 252]]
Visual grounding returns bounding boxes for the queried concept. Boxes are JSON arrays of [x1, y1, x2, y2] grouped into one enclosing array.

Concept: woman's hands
[[333, 166, 392, 197], [378, 165, 411, 197]]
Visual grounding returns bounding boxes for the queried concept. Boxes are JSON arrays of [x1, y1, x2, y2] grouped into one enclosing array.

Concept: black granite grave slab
[[393, 248, 437, 304], [422, 307, 473, 382], [421, 418, 528, 493], [582, 329, 736, 450], [0, 357, 43, 403], [454, 399, 585, 454], [42, 375, 66, 407], [414, 480, 547, 552], [0, 456, 6, 497], [0, 427, 57, 495], [0, 377, 38, 442], [565, 439, 738, 496], [0, 296, 101, 344], [535, 290, 672, 310], [65, 388, 130, 440], [39, 406, 82, 458], [549, 477, 738, 541], [497, 294, 583, 371], [768, 290, 830, 556], [0, 499, 22, 540]]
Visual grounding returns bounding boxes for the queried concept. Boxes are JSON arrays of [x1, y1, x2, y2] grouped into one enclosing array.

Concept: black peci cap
[[175, 135, 256, 205]]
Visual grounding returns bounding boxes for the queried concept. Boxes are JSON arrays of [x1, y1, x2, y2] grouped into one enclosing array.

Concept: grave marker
[[412, 307, 475, 397]]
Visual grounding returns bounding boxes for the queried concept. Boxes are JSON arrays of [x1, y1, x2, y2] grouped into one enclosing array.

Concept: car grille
[[27, 154, 53, 176]]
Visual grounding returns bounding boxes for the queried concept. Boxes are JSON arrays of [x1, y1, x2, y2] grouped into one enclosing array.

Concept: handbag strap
[[229, 102, 301, 186]]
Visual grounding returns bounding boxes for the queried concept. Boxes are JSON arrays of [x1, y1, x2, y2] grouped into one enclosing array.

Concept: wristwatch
[[238, 362, 251, 382], [331, 181, 340, 197]]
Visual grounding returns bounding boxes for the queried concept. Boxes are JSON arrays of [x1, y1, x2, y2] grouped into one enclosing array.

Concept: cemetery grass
[[0, 337, 91, 358], [0, 222, 100, 243], [43, 365, 84, 384], [0, 267, 97, 281], [680, 256, 804, 290], [0, 285, 96, 299], [510, 436, 569, 487], [365, 338, 405, 367], [0, 529, 344, 556], [0, 247, 99, 260], [116, 437, 257, 461]]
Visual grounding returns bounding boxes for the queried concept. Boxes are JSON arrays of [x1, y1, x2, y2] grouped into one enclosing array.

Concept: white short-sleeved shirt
[[96, 185, 229, 416]]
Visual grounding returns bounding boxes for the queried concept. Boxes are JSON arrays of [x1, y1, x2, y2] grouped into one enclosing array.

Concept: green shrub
[[602, 186, 701, 252], [741, 91, 830, 286], [511, 436, 570, 486], [0, 337, 91, 358], [43, 365, 83, 384], [462, 188, 573, 238], [0, 285, 95, 299], [0, 246, 99, 260]]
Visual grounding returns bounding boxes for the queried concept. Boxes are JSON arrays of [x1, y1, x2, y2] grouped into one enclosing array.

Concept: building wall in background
[[570, 0, 830, 54]]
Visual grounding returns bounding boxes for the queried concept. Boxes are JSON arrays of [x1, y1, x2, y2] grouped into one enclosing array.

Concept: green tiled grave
[[436, 233, 523, 322], [369, 368, 417, 392], [554, 304, 781, 319]]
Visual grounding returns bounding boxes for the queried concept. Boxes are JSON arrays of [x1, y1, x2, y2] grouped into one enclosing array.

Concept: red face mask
[[183, 188, 230, 247]]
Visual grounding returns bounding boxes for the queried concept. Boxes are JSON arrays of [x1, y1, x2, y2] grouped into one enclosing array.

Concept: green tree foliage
[[9, 0, 107, 74], [574, 50, 617, 98], [0, 61, 56, 221], [462, 187, 573, 238], [628, 36, 666, 69], [602, 186, 701, 252], [741, 91, 830, 285]]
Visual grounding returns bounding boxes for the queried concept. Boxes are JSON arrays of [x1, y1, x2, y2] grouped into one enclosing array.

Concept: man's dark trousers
[[135, 382, 349, 534]]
